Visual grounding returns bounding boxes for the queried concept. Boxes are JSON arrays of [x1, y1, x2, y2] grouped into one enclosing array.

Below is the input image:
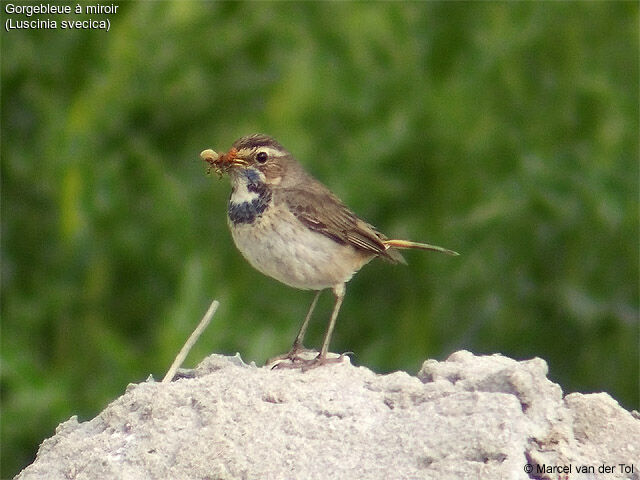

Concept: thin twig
[[162, 300, 220, 383]]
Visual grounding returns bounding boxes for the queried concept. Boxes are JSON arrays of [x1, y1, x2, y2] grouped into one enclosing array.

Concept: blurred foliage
[[2, 1, 638, 477]]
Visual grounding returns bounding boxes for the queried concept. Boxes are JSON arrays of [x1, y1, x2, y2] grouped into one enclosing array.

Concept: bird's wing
[[280, 187, 404, 263]]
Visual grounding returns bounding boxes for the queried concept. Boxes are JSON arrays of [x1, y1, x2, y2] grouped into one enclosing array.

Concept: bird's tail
[[383, 239, 459, 256]]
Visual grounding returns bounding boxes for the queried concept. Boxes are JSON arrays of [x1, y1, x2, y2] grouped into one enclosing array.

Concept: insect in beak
[[200, 148, 245, 177]]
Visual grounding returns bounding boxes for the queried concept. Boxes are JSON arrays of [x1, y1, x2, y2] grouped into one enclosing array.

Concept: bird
[[200, 134, 458, 369]]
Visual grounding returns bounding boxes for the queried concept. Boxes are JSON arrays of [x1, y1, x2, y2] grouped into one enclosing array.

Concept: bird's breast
[[228, 198, 374, 291]]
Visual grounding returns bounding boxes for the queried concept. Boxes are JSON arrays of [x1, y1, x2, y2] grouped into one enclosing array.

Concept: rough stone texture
[[15, 351, 639, 480]]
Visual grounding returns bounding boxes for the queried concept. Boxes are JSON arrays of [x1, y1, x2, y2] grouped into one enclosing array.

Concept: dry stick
[[162, 300, 220, 383]]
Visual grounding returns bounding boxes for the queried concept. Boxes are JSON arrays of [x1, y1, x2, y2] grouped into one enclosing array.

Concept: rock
[[15, 351, 639, 480]]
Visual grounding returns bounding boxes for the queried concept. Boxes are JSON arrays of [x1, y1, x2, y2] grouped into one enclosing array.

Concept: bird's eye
[[256, 151, 268, 164]]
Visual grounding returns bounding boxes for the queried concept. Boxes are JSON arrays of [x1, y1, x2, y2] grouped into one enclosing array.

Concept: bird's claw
[[269, 352, 350, 371]]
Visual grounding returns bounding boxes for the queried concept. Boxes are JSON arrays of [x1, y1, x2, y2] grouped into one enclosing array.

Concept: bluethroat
[[200, 134, 458, 369]]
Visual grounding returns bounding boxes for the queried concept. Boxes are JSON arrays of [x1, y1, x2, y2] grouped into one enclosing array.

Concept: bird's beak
[[200, 147, 247, 176]]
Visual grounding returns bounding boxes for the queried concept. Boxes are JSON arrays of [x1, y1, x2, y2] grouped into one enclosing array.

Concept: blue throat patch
[[228, 175, 272, 225]]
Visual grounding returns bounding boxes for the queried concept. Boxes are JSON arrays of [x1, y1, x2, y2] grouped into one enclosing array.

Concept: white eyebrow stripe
[[255, 146, 286, 158], [237, 146, 285, 159]]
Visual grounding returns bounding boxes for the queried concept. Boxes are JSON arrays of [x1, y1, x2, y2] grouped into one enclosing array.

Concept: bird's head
[[201, 134, 297, 187]]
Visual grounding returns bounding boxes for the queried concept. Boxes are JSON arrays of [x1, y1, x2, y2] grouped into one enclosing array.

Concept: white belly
[[229, 205, 372, 291]]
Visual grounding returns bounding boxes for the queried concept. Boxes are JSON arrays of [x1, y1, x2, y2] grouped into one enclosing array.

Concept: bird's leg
[[268, 290, 321, 365], [271, 285, 349, 370], [298, 284, 348, 371], [318, 283, 345, 360], [291, 290, 322, 353]]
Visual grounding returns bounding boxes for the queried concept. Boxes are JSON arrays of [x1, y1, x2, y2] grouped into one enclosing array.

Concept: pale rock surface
[[15, 351, 640, 480]]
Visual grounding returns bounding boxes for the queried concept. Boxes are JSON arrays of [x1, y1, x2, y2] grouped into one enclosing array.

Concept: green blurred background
[[2, 1, 638, 477]]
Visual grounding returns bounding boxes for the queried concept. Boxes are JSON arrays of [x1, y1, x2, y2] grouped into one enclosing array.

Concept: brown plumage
[[200, 134, 457, 369]]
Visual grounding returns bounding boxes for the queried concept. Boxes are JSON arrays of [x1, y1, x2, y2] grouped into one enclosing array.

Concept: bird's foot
[[299, 353, 351, 372], [269, 352, 351, 371], [267, 345, 318, 366]]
